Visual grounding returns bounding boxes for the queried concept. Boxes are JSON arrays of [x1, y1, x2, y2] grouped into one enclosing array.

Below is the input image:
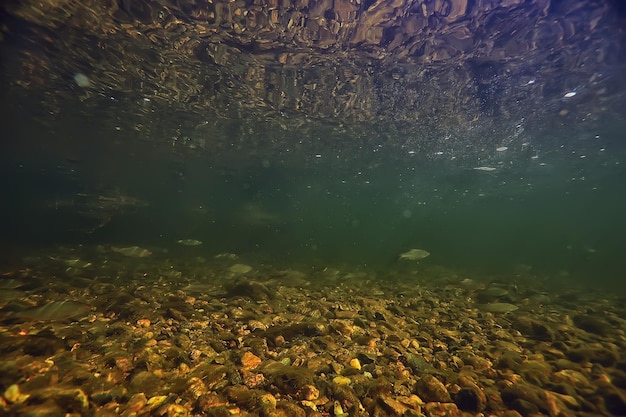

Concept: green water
[[2, 100, 625, 289]]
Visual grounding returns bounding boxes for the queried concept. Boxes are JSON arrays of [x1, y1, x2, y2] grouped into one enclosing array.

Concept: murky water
[[2, 109, 625, 289]]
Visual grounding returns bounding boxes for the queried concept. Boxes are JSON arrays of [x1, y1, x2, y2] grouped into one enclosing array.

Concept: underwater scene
[[1, 1, 626, 416]]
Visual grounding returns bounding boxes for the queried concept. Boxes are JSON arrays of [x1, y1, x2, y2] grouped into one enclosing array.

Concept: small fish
[[0, 290, 22, 302], [473, 166, 497, 172], [63, 258, 92, 268], [0, 279, 25, 290], [479, 287, 509, 297], [398, 248, 431, 261], [111, 246, 152, 258], [160, 270, 182, 279], [456, 278, 484, 291], [15, 301, 90, 321], [177, 239, 203, 246], [214, 253, 238, 260], [229, 264, 253, 274], [478, 303, 519, 313]]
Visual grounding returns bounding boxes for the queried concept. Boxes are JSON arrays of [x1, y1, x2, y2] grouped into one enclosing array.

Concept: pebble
[[186, 378, 206, 399], [333, 376, 351, 385], [4, 384, 29, 404], [126, 393, 148, 413], [414, 375, 451, 403], [376, 395, 409, 416], [423, 402, 461, 417], [454, 387, 485, 412], [349, 358, 362, 370], [333, 400, 346, 416], [277, 401, 306, 417], [298, 385, 319, 401], [137, 318, 151, 327], [259, 393, 277, 409], [455, 377, 487, 412], [166, 404, 188, 417], [240, 352, 262, 370], [242, 371, 265, 388], [300, 400, 317, 411]]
